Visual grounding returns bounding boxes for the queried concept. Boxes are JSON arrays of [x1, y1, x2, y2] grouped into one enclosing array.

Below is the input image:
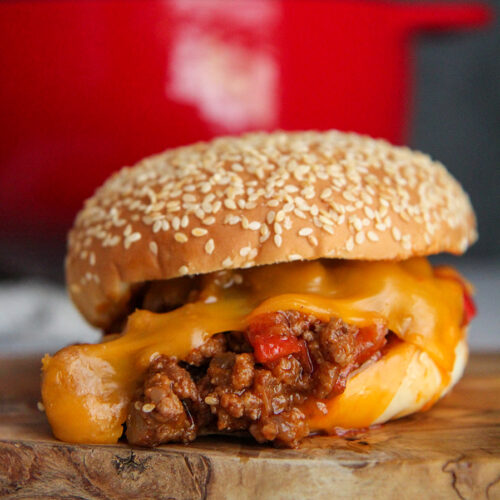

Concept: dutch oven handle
[[396, 2, 493, 33]]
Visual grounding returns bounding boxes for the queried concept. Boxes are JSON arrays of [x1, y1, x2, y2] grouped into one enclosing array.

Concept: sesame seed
[[224, 199, 237, 210], [174, 232, 188, 243], [346, 237, 354, 251], [342, 191, 356, 202], [260, 231, 270, 243], [108, 235, 120, 246], [316, 401, 328, 415], [222, 257, 233, 268], [248, 221, 261, 231], [402, 234, 412, 251], [150, 219, 163, 234], [298, 227, 313, 237], [240, 246, 251, 257], [142, 403, 155, 413], [308, 235, 319, 246], [320, 188, 332, 199], [225, 215, 240, 225], [367, 230, 379, 242], [37, 401, 45, 412], [151, 221, 160, 234], [149, 241, 158, 255], [182, 193, 196, 203], [294, 208, 306, 219], [205, 239, 215, 254], [200, 182, 211, 193], [364, 206, 375, 219], [352, 217, 363, 232], [303, 185, 315, 199], [124, 232, 141, 249], [192, 227, 208, 237], [178, 265, 189, 275], [392, 226, 402, 241], [355, 231, 365, 245], [149, 352, 160, 363], [203, 216, 216, 225], [361, 192, 373, 205], [274, 234, 283, 247], [167, 201, 180, 212]]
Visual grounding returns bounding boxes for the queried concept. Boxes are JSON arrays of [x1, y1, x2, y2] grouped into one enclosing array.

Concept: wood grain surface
[[0, 354, 499, 499]]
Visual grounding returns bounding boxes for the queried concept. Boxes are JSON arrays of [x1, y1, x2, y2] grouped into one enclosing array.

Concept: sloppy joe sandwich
[[42, 131, 477, 447]]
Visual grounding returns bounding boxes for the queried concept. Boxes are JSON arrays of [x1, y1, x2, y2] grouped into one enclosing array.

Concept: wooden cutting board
[[0, 354, 499, 499]]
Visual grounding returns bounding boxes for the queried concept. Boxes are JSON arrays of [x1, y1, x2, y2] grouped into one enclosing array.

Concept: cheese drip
[[42, 258, 465, 444]]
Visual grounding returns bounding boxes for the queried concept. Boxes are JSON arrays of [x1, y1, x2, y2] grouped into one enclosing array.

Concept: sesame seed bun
[[66, 130, 477, 329]]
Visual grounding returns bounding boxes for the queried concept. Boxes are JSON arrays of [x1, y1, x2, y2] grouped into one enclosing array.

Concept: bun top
[[66, 130, 477, 328]]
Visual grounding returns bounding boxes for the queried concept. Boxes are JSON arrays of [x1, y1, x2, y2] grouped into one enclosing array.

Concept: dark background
[[412, 0, 499, 258], [0, 0, 498, 282]]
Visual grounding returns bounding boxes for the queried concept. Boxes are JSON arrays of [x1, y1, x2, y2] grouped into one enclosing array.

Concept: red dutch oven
[[0, 0, 491, 235]]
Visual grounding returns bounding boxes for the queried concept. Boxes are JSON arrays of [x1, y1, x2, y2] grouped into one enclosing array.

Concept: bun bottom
[[304, 339, 467, 432]]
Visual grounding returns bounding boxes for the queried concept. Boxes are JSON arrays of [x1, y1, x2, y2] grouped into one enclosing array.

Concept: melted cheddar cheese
[[42, 258, 466, 444]]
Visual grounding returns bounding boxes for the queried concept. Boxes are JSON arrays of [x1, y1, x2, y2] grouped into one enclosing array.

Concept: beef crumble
[[126, 312, 388, 448]]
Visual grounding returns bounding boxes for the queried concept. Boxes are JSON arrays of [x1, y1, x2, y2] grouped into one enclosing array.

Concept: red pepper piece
[[246, 312, 313, 366], [462, 289, 477, 326], [250, 334, 304, 364]]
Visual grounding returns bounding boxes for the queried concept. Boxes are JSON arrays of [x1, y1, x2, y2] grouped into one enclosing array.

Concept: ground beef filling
[[126, 311, 388, 448]]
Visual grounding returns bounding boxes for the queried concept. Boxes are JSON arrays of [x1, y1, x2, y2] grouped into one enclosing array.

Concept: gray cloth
[[0, 281, 99, 354]]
